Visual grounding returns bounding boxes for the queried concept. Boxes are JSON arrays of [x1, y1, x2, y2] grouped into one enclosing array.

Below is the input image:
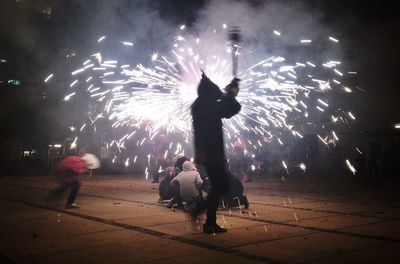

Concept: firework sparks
[[329, 36, 339, 43], [298, 163, 307, 171], [356, 147, 363, 154], [59, 24, 358, 175], [44, 73, 54, 83], [121, 41, 134, 46], [345, 159, 357, 175]]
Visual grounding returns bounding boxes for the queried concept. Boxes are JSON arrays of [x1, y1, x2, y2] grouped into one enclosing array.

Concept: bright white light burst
[[57, 25, 358, 175]]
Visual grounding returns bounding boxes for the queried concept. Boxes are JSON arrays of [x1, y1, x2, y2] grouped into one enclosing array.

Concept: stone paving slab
[[244, 205, 336, 223], [117, 213, 189, 228], [247, 195, 312, 206], [187, 223, 314, 248], [297, 214, 383, 230], [145, 220, 203, 236], [341, 220, 400, 241], [237, 232, 382, 263], [72, 197, 158, 220], [309, 242, 400, 264], [143, 252, 266, 264], [309, 202, 386, 214], [0, 202, 122, 243], [369, 207, 400, 219], [241, 205, 331, 223]]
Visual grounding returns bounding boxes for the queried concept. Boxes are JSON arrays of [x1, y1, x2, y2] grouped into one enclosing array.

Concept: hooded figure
[[174, 156, 189, 175], [158, 167, 176, 203], [191, 73, 241, 233], [170, 161, 203, 202]]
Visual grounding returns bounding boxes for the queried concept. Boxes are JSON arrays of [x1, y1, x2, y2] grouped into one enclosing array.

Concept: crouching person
[[158, 167, 176, 204], [221, 174, 249, 209], [170, 161, 204, 212]]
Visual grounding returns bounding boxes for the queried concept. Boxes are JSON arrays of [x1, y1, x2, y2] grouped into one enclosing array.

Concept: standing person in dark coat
[[191, 73, 241, 234]]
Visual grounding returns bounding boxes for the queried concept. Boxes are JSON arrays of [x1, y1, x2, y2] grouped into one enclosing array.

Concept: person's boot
[[176, 202, 184, 209], [65, 203, 80, 209], [242, 195, 249, 209], [203, 223, 227, 234]]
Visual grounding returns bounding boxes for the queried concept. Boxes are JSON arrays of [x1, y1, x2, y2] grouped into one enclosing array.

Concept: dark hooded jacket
[[191, 74, 241, 165]]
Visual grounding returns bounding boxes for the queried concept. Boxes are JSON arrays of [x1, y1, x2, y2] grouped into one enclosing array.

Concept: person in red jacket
[[52, 149, 87, 209]]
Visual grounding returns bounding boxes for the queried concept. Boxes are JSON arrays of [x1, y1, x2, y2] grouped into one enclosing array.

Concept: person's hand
[[224, 78, 240, 96], [226, 86, 239, 96]]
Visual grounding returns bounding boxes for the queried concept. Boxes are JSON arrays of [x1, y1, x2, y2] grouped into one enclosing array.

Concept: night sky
[[0, 0, 399, 149]]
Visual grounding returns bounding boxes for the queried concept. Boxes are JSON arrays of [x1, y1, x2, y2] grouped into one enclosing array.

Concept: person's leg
[[240, 194, 249, 209], [66, 180, 81, 205], [151, 160, 160, 183], [194, 195, 205, 212], [205, 186, 219, 225], [203, 162, 229, 233], [167, 184, 183, 208], [152, 170, 159, 183], [173, 191, 184, 208], [52, 182, 69, 196], [204, 184, 228, 233]]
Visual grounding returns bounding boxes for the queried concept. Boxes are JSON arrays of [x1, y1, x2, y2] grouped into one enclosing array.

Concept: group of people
[[157, 156, 249, 211], [53, 73, 243, 235], [155, 73, 245, 234]]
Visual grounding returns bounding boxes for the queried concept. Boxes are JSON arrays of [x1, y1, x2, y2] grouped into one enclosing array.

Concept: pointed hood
[[197, 73, 223, 98]]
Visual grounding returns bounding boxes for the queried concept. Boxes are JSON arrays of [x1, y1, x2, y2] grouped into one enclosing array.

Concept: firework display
[[46, 24, 359, 177]]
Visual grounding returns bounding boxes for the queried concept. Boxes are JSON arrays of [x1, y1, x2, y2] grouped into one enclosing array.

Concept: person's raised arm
[[215, 92, 241, 118]]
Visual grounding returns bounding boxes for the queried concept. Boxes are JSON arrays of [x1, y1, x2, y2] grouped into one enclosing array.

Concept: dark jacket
[[191, 74, 241, 165], [222, 173, 249, 209], [159, 176, 175, 200]]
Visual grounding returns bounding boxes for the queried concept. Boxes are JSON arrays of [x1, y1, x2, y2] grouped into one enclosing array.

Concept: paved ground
[[1, 174, 399, 263]]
